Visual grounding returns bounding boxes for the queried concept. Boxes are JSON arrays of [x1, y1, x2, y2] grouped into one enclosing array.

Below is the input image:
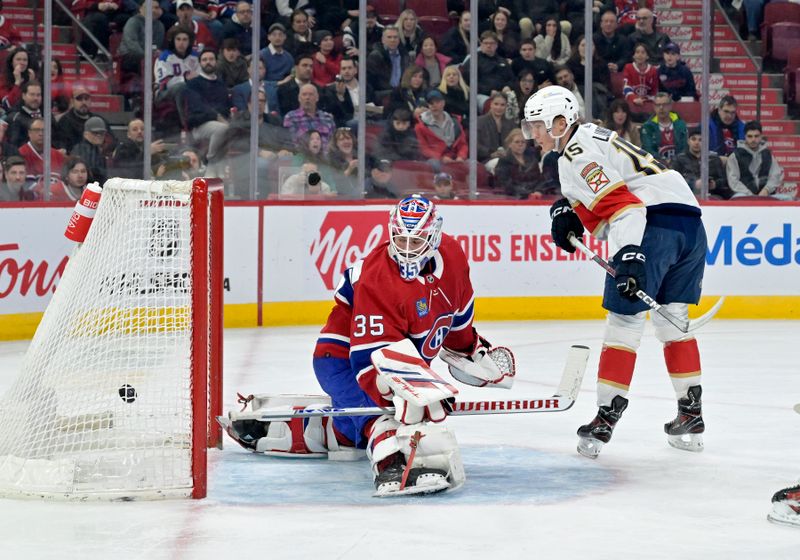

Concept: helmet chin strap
[[548, 123, 569, 151]]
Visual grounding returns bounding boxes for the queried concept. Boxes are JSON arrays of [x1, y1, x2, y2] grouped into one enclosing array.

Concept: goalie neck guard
[[388, 195, 443, 281]]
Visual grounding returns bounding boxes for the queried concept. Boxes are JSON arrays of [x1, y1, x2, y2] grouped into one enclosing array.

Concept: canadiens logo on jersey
[[416, 298, 429, 317]]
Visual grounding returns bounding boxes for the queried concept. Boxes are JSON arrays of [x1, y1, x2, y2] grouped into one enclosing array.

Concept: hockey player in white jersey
[[522, 85, 707, 458]]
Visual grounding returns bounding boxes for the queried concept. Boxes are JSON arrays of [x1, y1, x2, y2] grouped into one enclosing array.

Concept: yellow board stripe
[[1, 295, 799, 341]]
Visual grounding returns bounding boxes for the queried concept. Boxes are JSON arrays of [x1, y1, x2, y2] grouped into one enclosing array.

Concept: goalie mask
[[388, 195, 443, 281], [521, 85, 579, 141]]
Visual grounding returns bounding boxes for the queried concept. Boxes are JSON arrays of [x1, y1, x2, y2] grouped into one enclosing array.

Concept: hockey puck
[[119, 384, 137, 403]]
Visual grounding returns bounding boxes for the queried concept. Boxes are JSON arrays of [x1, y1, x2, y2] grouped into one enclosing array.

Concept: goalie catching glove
[[439, 332, 515, 389]]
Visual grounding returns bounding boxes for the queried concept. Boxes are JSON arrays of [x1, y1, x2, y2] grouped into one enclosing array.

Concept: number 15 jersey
[[558, 123, 700, 253]]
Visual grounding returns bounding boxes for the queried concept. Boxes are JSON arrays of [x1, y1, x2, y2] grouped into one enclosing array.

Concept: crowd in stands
[[0, 0, 793, 202]]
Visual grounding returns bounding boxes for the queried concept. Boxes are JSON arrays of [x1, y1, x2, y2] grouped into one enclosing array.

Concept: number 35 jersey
[[558, 123, 700, 253], [314, 234, 478, 383]]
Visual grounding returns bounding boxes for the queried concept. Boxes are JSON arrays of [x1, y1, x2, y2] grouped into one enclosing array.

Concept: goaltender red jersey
[[314, 233, 478, 381]]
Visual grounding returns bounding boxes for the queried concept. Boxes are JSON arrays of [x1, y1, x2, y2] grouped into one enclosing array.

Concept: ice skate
[[767, 485, 800, 527], [576, 395, 628, 459], [664, 385, 704, 452], [373, 452, 450, 498]]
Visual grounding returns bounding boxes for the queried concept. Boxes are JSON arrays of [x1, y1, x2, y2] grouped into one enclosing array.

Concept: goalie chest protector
[[315, 234, 477, 372]]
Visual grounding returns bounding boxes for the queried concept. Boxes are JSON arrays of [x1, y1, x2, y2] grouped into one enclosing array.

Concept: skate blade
[[577, 437, 604, 459], [374, 475, 450, 498], [667, 433, 704, 452], [767, 511, 800, 528]]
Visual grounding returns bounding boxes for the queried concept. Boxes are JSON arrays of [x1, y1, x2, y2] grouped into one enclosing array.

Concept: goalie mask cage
[[0, 178, 224, 501]]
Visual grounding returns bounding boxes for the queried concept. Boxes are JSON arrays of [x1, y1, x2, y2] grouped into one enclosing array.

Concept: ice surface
[[0, 320, 798, 559]]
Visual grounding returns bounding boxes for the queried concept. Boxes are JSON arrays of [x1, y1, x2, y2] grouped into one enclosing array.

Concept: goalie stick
[[248, 345, 589, 421], [568, 234, 725, 334]]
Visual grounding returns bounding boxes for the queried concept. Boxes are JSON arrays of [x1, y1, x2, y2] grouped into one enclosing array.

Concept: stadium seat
[[405, 0, 448, 18], [783, 47, 800, 103], [373, 0, 402, 18], [609, 71, 624, 98], [392, 160, 435, 195], [771, 23, 800, 63], [761, 2, 800, 58], [418, 16, 451, 41], [673, 101, 701, 127]]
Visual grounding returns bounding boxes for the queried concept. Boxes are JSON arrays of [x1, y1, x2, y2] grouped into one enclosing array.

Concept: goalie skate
[[767, 485, 800, 528], [373, 453, 450, 498], [664, 385, 704, 453]]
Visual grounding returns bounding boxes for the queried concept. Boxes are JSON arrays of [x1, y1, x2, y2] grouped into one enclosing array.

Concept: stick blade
[[687, 296, 726, 332], [554, 345, 590, 401]]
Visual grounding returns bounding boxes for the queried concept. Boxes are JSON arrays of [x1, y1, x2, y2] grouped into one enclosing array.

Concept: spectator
[[376, 108, 420, 162], [477, 92, 516, 165], [277, 53, 318, 116], [0, 47, 35, 111], [511, 69, 537, 119], [232, 58, 270, 113], [187, 0, 222, 44], [54, 85, 109, 153], [352, 5, 384, 53], [326, 127, 360, 198], [0, 155, 34, 201], [0, 2, 23, 49], [282, 83, 336, 150], [364, 158, 401, 199], [119, 1, 165, 100], [622, 42, 658, 113], [440, 10, 471, 65], [184, 49, 231, 171], [319, 57, 371, 129], [260, 23, 295, 83], [534, 17, 570, 66], [415, 89, 468, 170], [175, 0, 216, 51], [438, 65, 470, 126], [616, 0, 652, 31], [222, 88, 293, 198], [604, 98, 642, 147], [155, 25, 199, 104], [460, 31, 515, 101], [428, 171, 456, 199], [43, 60, 69, 118], [51, 157, 90, 201], [554, 65, 585, 118], [396, 9, 424, 58], [274, 0, 316, 23], [490, 10, 520, 60], [19, 118, 66, 181], [0, 118, 18, 160], [594, 7, 632, 73], [385, 65, 429, 122], [216, 38, 249, 88], [741, 0, 766, 41], [517, 0, 559, 40], [290, 129, 327, 168], [641, 92, 688, 165], [658, 42, 697, 101], [78, 0, 135, 60], [726, 121, 784, 198], [709, 95, 745, 160], [494, 128, 544, 199], [671, 127, 732, 199], [6, 81, 42, 148], [629, 7, 670, 64], [416, 36, 451, 88], [569, 35, 610, 92], [511, 39, 555, 87], [284, 8, 313, 56], [222, 1, 266, 57], [367, 26, 410, 98], [311, 30, 342, 87], [70, 116, 109, 185], [281, 164, 336, 197], [112, 118, 169, 179]]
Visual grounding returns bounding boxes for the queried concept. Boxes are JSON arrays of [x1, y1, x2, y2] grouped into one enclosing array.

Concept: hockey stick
[[252, 345, 590, 420], [568, 234, 725, 334]]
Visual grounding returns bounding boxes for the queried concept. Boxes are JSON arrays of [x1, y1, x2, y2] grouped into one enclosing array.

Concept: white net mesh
[[0, 179, 210, 500]]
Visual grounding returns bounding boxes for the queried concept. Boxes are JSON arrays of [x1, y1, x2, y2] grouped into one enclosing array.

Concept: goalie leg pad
[[367, 416, 465, 497]]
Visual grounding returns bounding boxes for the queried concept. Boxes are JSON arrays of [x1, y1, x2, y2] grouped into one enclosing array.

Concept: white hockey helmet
[[388, 194, 443, 281], [521, 85, 580, 139]]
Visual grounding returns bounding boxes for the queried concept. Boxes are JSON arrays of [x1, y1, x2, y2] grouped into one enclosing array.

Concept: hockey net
[[0, 178, 223, 500]]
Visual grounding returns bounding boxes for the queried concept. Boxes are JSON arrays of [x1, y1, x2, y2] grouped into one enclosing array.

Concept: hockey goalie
[[221, 195, 515, 497]]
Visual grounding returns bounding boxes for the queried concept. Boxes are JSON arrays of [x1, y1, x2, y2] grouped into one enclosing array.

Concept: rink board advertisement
[[1, 202, 799, 338]]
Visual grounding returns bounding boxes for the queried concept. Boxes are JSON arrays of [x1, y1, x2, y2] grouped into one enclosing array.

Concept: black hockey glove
[[549, 198, 584, 253], [612, 245, 647, 301]]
